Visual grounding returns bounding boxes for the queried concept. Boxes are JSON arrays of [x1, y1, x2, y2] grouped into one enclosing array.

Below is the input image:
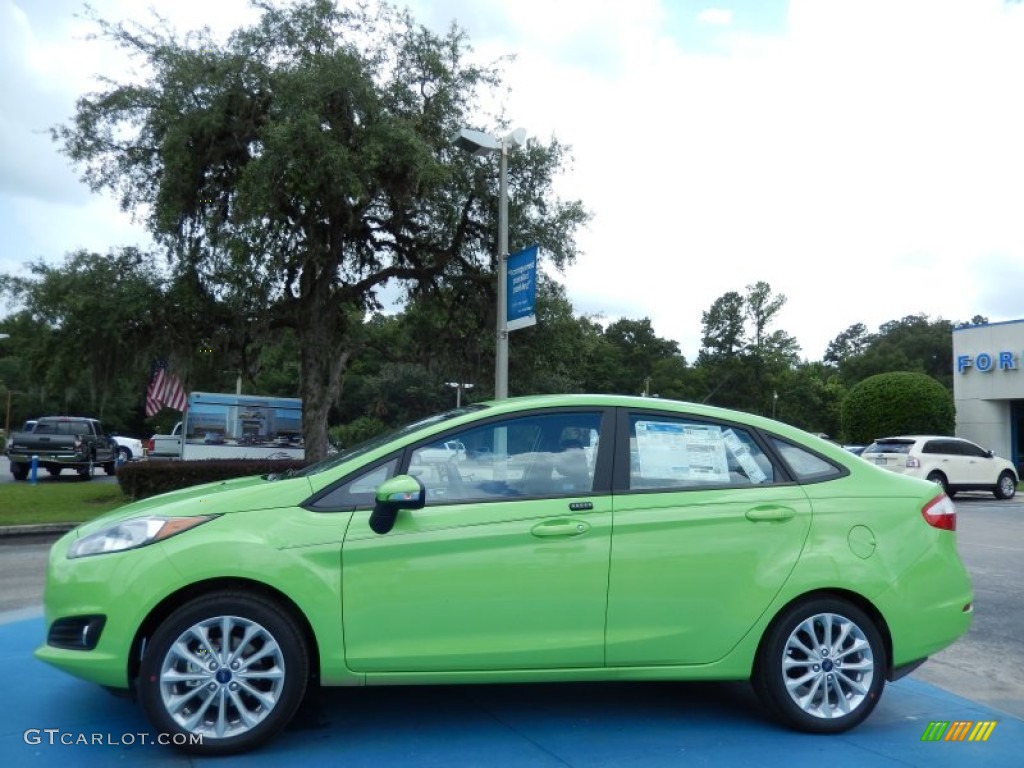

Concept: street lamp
[[446, 381, 474, 408], [452, 126, 526, 400]]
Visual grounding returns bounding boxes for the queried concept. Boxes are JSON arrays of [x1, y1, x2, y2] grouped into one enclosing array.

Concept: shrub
[[329, 416, 389, 450], [117, 458, 309, 501], [841, 372, 954, 444]]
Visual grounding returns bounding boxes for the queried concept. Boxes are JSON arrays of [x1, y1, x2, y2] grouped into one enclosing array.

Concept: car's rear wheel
[[925, 471, 950, 496], [10, 463, 28, 481], [753, 597, 886, 733], [994, 471, 1017, 500], [138, 592, 309, 756], [47, 467, 62, 477]]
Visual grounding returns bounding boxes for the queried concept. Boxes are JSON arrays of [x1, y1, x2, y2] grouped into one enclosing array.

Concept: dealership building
[[952, 319, 1024, 473]]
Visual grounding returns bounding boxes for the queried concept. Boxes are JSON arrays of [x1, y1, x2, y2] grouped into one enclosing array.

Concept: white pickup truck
[[146, 422, 183, 458]]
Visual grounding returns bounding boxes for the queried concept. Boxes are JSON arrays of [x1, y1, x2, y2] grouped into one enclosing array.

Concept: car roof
[[872, 435, 970, 442], [459, 394, 837, 448]]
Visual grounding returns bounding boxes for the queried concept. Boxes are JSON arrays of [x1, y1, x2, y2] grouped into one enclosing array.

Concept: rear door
[[922, 439, 967, 484], [605, 409, 813, 666]]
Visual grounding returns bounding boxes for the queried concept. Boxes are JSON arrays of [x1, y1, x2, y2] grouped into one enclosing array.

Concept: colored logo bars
[[921, 720, 997, 742]]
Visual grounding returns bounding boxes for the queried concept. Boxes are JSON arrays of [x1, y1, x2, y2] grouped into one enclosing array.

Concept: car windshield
[[276, 404, 490, 480], [863, 440, 914, 455]]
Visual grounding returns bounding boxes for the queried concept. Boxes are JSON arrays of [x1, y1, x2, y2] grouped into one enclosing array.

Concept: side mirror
[[986, 450, 994, 458], [369, 475, 425, 534]]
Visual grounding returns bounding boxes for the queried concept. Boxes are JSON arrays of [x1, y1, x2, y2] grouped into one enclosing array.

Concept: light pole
[[0, 334, 10, 437], [452, 127, 526, 400]]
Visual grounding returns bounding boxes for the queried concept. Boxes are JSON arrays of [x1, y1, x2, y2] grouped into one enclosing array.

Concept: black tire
[[925, 471, 950, 496], [994, 471, 1017, 500], [138, 592, 309, 756], [47, 467, 62, 477], [11, 463, 28, 481], [753, 597, 886, 734]]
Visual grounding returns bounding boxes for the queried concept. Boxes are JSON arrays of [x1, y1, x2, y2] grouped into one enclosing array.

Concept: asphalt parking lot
[[0, 607, 1020, 767]]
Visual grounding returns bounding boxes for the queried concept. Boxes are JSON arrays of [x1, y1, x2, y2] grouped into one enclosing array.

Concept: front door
[[342, 409, 612, 672]]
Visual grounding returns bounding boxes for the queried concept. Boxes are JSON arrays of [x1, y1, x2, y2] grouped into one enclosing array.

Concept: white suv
[[862, 435, 1018, 500]]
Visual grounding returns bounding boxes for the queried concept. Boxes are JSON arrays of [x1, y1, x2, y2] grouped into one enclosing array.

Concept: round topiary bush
[[841, 372, 954, 445]]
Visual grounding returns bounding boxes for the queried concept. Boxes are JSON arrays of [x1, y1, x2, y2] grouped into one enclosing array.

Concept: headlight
[[67, 515, 218, 559]]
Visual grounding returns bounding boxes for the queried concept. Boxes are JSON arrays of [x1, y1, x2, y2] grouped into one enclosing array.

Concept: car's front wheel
[[138, 592, 309, 756], [753, 597, 886, 733], [994, 471, 1017, 500]]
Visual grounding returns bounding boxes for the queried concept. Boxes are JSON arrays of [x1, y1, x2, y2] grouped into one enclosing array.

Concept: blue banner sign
[[507, 245, 538, 331]]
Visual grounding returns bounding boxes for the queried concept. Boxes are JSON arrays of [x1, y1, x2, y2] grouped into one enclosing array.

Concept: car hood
[[69, 474, 316, 538]]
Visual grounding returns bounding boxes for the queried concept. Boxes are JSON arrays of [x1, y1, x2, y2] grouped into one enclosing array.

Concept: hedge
[[116, 458, 310, 501], [841, 372, 954, 445]]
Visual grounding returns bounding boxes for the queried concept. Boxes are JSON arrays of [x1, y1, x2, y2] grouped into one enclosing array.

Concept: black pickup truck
[[6, 416, 118, 480]]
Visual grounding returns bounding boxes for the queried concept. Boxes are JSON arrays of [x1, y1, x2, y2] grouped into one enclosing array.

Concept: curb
[[0, 523, 77, 539]]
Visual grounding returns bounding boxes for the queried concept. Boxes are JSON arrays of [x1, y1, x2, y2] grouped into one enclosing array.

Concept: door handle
[[745, 506, 795, 522], [531, 519, 590, 538]]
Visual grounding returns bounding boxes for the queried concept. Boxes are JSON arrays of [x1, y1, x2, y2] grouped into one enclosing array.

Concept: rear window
[[863, 440, 914, 455]]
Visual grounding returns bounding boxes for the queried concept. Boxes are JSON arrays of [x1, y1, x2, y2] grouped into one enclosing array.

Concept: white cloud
[[698, 8, 734, 27], [4, 0, 1024, 364]]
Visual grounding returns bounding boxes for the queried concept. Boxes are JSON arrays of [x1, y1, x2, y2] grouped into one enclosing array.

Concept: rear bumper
[[874, 540, 973, 668]]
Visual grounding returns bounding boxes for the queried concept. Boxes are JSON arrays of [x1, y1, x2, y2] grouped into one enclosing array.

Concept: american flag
[[146, 360, 188, 417]]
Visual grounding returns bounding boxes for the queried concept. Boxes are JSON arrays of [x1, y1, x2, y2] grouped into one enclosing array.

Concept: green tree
[[600, 317, 684, 396], [696, 282, 798, 414], [0, 248, 165, 429], [823, 322, 874, 366], [834, 315, 954, 390], [841, 372, 954, 444], [773, 362, 845, 438], [54, 0, 587, 459], [698, 291, 746, 361]]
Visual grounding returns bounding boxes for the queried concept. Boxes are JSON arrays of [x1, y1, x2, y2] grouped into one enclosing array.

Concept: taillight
[[906, 456, 921, 468], [922, 493, 956, 531]]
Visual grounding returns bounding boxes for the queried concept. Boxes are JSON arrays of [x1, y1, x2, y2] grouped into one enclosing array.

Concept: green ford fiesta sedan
[[36, 394, 973, 755]]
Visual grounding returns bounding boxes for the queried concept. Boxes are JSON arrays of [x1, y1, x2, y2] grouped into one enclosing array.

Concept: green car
[[36, 395, 973, 755]]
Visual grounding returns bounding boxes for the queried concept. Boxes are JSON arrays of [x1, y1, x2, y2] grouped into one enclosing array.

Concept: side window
[[306, 458, 399, 511], [408, 412, 603, 504], [629, 415, 775, 490], [925, 440, 959, 455], [769, 438, 842, 482], [959, 441, 988, 458]]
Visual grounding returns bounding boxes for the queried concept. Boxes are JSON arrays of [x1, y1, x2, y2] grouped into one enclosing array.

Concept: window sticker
[[635, 421, 729, 483], [723, 428, 768, 484]]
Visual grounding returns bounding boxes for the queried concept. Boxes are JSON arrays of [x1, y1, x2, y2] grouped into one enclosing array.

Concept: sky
[[3, 0, 1024, 362]]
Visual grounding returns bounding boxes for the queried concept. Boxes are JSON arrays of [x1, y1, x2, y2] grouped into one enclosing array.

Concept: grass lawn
[[0, 480, 131, 526]]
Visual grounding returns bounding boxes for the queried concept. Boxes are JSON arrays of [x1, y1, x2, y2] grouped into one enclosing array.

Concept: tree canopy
[[53, 0, 587, 458]]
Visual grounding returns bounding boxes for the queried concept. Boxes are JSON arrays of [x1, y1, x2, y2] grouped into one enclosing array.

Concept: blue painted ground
[[1, 611, 1020, 767]]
